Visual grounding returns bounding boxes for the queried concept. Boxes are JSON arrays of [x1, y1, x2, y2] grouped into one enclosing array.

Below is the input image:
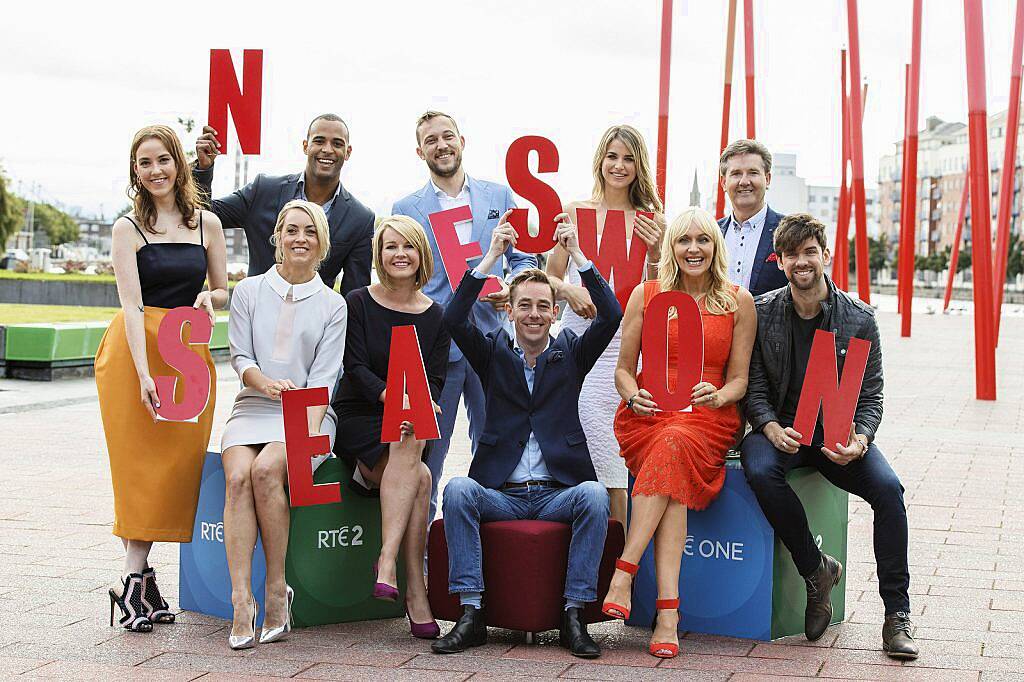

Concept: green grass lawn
[[0, 304, 121, 324], [0, 304, 231, 325], [0, 270, 116, 284]]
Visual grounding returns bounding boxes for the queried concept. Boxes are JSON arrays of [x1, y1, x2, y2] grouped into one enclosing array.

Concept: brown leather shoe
[[804, 553, 842, 641], [882, 611, 919, 659]]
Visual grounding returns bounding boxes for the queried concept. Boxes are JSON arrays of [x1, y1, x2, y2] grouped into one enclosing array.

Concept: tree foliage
[[848, 235, 890, 273], [1008, 238, 1024, 279], [0, 169, 17, 246]]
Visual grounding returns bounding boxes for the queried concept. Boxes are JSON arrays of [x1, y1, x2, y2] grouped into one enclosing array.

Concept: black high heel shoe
[[141, 567, 175, 624], [109, 573, 153, 633]]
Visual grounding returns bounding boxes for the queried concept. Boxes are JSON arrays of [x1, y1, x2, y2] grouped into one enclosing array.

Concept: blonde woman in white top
[[221, 200, 347, 649], [545, 125, 665, 527]]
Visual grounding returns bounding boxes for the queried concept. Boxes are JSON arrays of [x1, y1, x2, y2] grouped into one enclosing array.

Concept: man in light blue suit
[[392, 111, 537, 522]]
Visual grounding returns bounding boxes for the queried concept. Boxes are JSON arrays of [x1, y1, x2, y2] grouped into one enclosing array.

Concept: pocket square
[[766, 252, 778, 262], [549, 350, 564, 363], [487, 209, 500, 220]]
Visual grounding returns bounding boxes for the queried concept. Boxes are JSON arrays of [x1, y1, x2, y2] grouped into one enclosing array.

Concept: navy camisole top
[[126, 214, 208, 309]]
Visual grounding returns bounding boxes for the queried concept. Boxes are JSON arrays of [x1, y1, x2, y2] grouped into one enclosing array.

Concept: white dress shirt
[[430, 176, 473, 243], [724, 204, 768, 289]]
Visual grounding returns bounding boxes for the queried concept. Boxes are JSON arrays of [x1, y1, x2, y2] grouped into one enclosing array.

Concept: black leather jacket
[[743, 275, 883, 442]]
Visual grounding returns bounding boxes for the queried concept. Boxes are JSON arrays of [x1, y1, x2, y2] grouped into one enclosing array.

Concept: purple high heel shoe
[[407, 612, 440, 639], [372, 561, 398, 602]]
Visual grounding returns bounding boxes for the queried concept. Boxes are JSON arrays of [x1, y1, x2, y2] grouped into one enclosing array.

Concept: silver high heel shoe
[[259, 585, 294, 644], [228, 596, 259, 650]]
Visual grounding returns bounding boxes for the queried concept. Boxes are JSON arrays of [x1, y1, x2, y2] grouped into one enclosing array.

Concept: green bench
[[1, 317, 230, 380]]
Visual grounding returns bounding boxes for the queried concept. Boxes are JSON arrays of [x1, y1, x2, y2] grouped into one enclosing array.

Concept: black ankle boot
[[882, 611, 919, 659], [560, 607, 600, 658], [804, 553, 842, 641], [432, 605, 487, 654]]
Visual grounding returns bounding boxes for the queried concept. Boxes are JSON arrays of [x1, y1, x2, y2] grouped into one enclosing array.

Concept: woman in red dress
[[603, 207, 756, 658]]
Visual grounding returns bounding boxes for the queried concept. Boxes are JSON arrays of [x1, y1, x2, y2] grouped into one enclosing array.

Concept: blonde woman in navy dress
[[220, 200, 347, 649]]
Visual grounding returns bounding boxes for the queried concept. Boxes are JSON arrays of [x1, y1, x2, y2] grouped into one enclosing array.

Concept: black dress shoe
[[559, 607, 600, 658], [882, 611, 919, 659], [431, 605, 487, 654], [804, 553, 843, 641]]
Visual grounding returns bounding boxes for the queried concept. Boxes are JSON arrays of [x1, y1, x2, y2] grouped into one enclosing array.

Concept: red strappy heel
[[649, 598, 680, 659], [601, 558, 639, 620]]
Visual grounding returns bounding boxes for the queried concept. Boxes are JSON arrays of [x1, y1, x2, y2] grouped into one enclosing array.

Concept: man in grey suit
[[392, 111, 538, 522], [193, 114, 374, 295]]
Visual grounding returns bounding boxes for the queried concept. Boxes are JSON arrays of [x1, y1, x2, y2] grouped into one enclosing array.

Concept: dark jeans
[[441, 477, 610, 602], [740, 432, 911, 614]]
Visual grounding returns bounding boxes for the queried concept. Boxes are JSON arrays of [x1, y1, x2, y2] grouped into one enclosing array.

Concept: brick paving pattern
[[0, 308, 1022, 679]]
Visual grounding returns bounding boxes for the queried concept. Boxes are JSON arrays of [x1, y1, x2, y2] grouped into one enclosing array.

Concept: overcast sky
[[2, 0, 1022, 221]]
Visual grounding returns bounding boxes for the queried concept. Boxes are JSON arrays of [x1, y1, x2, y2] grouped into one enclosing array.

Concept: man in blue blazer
[[193, 114, 375, 295], [717, 139, 790, 297], [392, 111, 537, 522], [433, 218, 621, 659]]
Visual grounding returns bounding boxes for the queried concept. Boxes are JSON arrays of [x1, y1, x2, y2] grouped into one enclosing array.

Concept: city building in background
[[877, 111, 1022, 258], [708, 152, 879, 246]]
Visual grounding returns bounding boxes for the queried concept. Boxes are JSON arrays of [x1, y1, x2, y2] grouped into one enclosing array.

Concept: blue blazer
[[443, 265, 623, 489], [194, 168, 375, 296], [718, 206, 789, 297], [392, 177, 537, 361]]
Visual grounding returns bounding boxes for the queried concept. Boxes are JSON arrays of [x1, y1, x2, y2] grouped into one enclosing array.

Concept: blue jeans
[[441, 477, 610, 603], [428, 357, 486, 523], [740, 431, 911, 614]]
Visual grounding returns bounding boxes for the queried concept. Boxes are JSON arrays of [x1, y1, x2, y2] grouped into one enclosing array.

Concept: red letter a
[[153, 306, 213, 422], [793, 330, 871, 448], [283, 387, 341, 508], [577, 208, 652, 311], [505, 135, 561, 253], [208, 49, 263, 154], [381, 325, 441, 442], [640, 291, 703, 412]]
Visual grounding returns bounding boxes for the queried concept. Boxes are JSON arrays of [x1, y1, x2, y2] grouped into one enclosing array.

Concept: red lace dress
[[613, 281, 741, 510]]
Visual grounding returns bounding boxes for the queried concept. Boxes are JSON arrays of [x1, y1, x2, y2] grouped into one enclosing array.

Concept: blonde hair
[[591, 124, 663, 213], [658, 207, 737, 315], [272, 200, 331, 265], [373, 215, 434, 290], [128, 125, 200, 233]]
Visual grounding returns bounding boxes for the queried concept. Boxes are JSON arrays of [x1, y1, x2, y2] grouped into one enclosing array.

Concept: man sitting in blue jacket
[[434, 214, 622, 658]]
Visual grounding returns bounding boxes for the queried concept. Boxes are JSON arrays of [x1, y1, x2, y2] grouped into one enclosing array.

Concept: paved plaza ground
[[1, 302, 1023, 680]]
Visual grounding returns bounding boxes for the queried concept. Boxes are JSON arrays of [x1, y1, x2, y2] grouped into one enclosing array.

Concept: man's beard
[[789, 270, 823, 291], [427, 152, 462, 178]]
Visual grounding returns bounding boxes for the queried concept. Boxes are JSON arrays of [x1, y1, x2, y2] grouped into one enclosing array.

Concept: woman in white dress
[[220, 200, 347, 649], [546, 125, 664, 527]]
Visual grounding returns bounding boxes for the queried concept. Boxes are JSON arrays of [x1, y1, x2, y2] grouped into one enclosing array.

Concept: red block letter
[[430, 206, 501, 297], [153, 306, 213, 422], [641, 291, 703, 412], [577, 208, 652, 310], [208, 49, 263, 155], [283, 387, 340, 507], [381, 326, 441, 442], [505, 135, 561, 253], [793, 330, 871, 448]]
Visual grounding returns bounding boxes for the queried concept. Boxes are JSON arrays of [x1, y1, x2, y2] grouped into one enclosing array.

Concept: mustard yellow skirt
[[95, 308, 216, 542]]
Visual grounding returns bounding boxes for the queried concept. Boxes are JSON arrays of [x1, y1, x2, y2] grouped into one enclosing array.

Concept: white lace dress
[[561, 258, 628, 488]]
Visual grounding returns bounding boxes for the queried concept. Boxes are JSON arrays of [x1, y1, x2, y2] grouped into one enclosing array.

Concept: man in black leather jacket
[[741, 213, 917, 659]]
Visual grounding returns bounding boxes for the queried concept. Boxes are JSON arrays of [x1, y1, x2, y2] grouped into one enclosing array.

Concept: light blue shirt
[[471, 261, 594, 484], [724, 203, 768, 289], [295, 176, 342, 215]]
